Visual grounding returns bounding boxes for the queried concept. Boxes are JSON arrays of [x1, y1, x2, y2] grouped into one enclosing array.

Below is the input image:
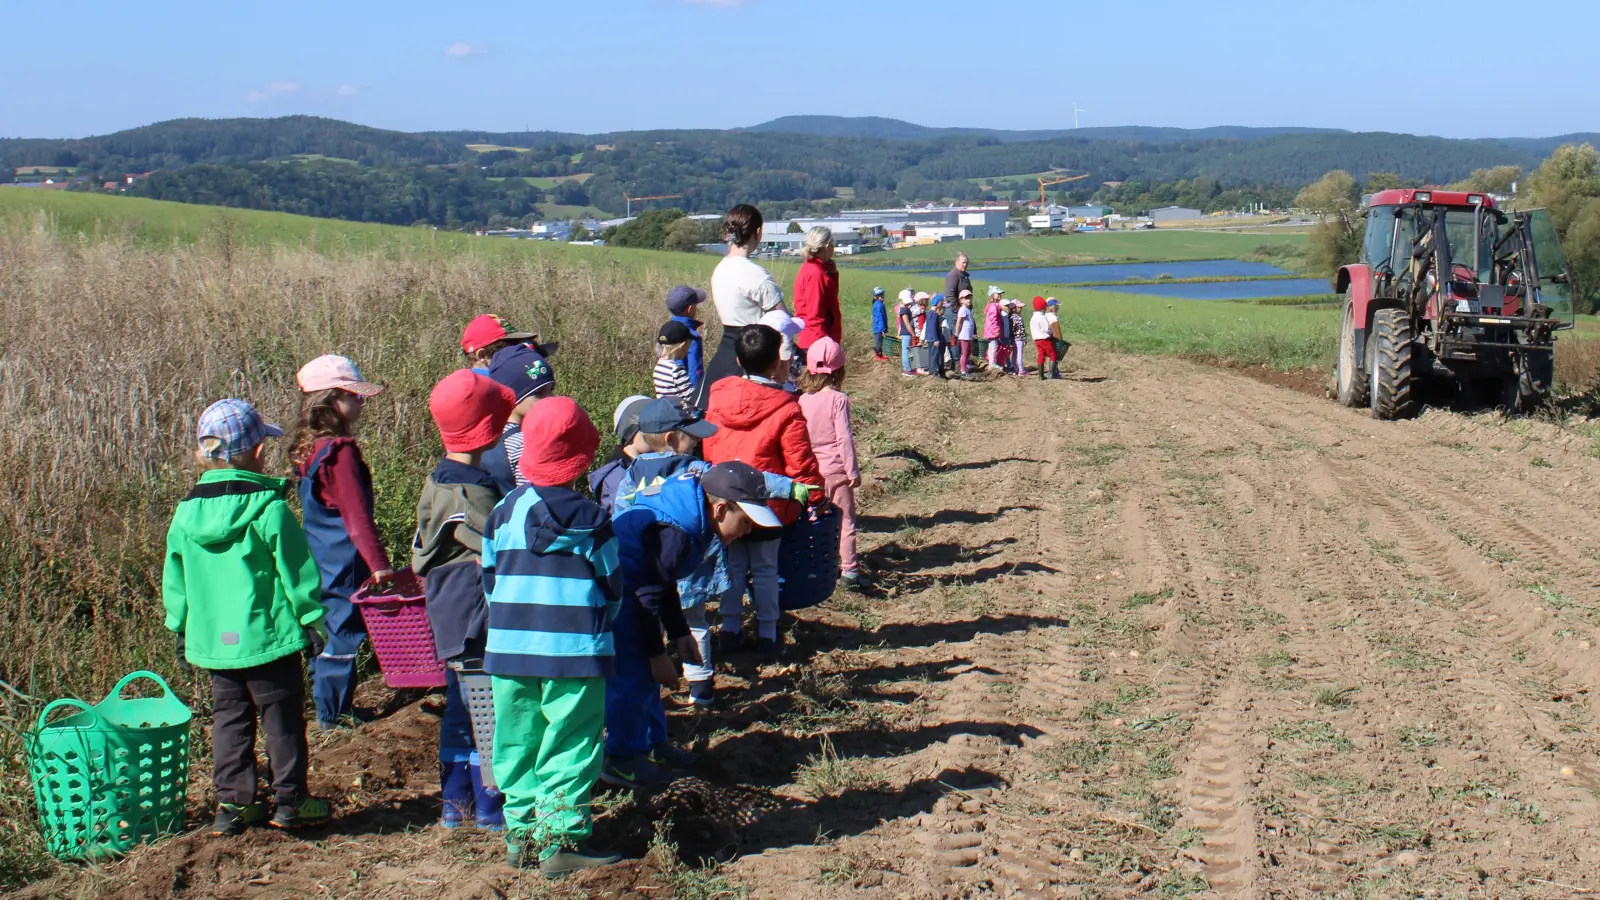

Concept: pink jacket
[[983, 301, 1003, 339], [797, 388, 859, 484]]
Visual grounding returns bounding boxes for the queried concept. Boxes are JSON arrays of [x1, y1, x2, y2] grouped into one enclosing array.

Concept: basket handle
[[107, 670, 179, 704], [36, 698, 96, 732]]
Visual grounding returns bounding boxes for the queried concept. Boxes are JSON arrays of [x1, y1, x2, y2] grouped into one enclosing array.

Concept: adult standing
[[792, 227, 841, 353], [943, 253, 970, 368], [695, 204, 788, 408]]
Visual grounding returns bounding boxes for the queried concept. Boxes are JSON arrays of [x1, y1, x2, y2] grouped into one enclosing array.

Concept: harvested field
[[18, 347, 1600, 899]]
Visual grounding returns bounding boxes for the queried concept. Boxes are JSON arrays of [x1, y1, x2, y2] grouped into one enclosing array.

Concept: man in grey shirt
[[943, 253, 971, 369]]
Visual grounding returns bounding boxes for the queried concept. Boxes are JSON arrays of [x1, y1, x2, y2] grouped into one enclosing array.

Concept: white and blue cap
[[197, 398, 282, 460]]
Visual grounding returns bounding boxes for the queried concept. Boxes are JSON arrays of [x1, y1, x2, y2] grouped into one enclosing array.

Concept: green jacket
[[162, 468, 327, 669]]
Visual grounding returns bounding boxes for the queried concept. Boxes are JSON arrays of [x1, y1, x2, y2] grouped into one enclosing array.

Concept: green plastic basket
[[28, 671, 192, 861]]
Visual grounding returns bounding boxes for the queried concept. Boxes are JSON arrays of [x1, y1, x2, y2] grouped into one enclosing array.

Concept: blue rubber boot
[[470, 753, 504, 831], [440, 759, 473, 828]]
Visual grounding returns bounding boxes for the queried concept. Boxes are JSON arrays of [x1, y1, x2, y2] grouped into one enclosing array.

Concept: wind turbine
[[1072, 102, 1086, 130]]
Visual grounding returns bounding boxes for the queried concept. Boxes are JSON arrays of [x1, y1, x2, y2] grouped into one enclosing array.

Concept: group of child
[[161, 289, 865, 879], [870, 284, 1068, 380]]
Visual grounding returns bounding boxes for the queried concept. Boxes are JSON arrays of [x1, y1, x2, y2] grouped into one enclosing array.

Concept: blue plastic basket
[[778, 503, 841, 611]]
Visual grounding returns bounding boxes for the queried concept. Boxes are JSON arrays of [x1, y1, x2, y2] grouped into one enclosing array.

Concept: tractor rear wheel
[[1368, 308, 1419, 420], [1335, 299, 1369, 408]]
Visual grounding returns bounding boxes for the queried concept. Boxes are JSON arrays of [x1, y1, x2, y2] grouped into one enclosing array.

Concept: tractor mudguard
[[1338, 264, 1374, 361]]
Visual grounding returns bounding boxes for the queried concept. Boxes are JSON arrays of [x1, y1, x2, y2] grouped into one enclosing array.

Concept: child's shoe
[[540, 844, 623, 878], [269, 795, 332, 830], [874, 352, 889, 361], [470, 754, 505, 830], [715, 630, 746, 655], [210, 801, 266, 836], [756, 636, 786, 662], [839, 569, 872, 591], [650, 742, 700, 770], [440, 759, 474, 828], [600, 754, 674, 790], [688, 679, 715, 708]]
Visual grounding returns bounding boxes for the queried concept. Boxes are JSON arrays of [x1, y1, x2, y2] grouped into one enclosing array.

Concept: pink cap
[[296, 354, 386, 397], [805, 336, 845, 374]]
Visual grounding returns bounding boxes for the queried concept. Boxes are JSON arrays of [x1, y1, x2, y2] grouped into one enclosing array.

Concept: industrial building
[[1149, 206, 1203, 222]]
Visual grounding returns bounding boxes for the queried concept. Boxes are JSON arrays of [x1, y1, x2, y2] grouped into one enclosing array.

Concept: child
[[615, 400, 798, 709], [164, 399, 331, 834], [956, 290, 976, 375], [797, 338, 865, 590], [759, 308, 806, 384], [653, 321, 695, 402], [665, 286, 707, 390], [923, 293, 947, 379], [979, 286, 1004, 371], [482, 343, 557, 494], [870, 286, 889, 361], [608, 462, 777, 782], [589, 395, 654, 515], [413, 370, 516, 830], [1030, 297, 1059, 382], [291, 355, 394, 733], [896, 290, 917, 377], [481, 396, 622, 876], [1047, 297, 1069, 379], [460, 314, 552, 373], [1009, 300, 1028, 376], [704, 325, 824, 659], [911, 291, 931, 375]]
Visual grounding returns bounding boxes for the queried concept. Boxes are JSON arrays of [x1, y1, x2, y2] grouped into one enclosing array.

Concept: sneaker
[[757, 637, 786, 662], [269, 795, 332, 830], [600, 755, 674, 790], [651, 742, 700, 770], [716, 630, 746, 655], [840, 570, 872, 591], [688, 679, 715, 708], [541, 844, 623, 879], [873, 352, 889, 361], [210, 801, 266, 836], [901, 371, 916, 378]]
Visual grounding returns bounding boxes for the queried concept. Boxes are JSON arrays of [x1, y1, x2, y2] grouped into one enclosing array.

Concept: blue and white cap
[[197, 398, 283, 460]]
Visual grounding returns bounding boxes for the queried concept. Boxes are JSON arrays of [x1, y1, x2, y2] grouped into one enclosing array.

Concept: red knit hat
[[1032, 296, 1047, 312], [518, 396, 599, 487], [429, 370, 516, 453]]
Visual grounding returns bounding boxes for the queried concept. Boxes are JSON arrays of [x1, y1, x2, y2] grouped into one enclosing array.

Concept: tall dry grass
[[0, 215, 691, 882]]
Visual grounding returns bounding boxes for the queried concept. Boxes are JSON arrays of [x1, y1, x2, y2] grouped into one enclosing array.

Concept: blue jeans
[[311, 590, 366, 726], [900, 335, 913, 372]]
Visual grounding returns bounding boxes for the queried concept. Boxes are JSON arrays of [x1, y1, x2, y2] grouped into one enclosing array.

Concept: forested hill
[[5, 115, 1597, 229]]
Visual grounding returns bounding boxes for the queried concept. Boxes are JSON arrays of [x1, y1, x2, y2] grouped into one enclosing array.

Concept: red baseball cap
[[1032, 296, 1047, 311], [518, 396, 600, 487], [460, 314, 538, 356], [429, 370, 516, 453]]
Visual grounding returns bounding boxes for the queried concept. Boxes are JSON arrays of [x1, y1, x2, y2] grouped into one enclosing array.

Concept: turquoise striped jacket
[[481, 484, 620, 678]]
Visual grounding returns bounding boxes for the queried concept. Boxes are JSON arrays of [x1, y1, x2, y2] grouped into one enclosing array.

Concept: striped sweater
[[481, 484, 621, 679]]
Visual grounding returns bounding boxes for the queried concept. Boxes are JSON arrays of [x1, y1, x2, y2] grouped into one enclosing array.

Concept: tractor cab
[[1335, 188, 1574, 418]]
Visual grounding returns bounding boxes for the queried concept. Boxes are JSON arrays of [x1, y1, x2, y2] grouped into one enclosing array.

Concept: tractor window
[[1525, 209, 1575, 319], [1442, 210, 1490, 280], [1362, 206, 1397, 269]]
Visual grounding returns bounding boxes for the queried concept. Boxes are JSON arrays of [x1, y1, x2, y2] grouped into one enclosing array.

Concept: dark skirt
[[692, 330, 743, 409]]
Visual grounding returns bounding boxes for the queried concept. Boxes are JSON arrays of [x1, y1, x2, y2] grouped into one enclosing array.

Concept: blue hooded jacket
[[871, 297, 888, 335]]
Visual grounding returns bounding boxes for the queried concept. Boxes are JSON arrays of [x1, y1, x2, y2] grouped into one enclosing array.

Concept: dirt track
[[27, 348, 1600, 899]]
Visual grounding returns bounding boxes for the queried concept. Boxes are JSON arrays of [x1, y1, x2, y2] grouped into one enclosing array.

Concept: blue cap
[[931, 292, 946, 305], [488, 343, 555, 402], [872, 286, 884, 296], [636, 398, 718, 439], [666, 285, 707, 316], [197, 398, 282, 460], [1046, 297, 1059, 307]]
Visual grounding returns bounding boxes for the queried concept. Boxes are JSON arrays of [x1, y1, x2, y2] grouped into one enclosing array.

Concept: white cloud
[[335, 83, 363, 98], [244, 81, 300, 103], [444, 42, 491, 59]]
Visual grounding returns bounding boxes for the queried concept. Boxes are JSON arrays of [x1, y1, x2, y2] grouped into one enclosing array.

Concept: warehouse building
[[1149, 206, 1203, 222]]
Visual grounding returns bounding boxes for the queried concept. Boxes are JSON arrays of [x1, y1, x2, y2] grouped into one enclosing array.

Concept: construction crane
[[1038, 173, 1090, 208], [623, 192, 683, 217]]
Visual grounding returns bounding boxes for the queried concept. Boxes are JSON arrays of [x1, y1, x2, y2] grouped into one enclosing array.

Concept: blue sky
[[4, 0, 1596, 139]]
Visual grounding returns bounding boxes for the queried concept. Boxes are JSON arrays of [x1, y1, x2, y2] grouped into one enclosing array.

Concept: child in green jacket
[[163, 399, 332, 836]]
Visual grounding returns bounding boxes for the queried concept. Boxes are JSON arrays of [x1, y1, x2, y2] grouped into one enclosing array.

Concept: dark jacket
[[944, 268, 971, 333], [412, 458, 502, 660]]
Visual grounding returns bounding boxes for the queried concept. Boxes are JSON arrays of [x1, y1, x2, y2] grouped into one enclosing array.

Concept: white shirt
[[1029, 311, 1053, 340], [710, 255, 786, 329]]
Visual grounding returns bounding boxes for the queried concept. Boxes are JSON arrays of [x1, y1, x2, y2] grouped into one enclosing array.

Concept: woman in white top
[[694, 204, 790, 407]]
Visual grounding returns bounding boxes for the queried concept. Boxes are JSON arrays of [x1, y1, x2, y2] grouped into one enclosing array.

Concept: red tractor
[[1333, 189, 1575, 418]]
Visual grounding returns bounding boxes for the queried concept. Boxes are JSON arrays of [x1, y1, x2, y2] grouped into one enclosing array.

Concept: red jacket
[[703, 376, 823, 525], [792, 257, 841, 351]]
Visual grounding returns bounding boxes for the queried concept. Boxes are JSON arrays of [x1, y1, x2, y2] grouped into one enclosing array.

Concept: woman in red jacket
[[704, 324, 823, 660], [791, 226, 841, 354]]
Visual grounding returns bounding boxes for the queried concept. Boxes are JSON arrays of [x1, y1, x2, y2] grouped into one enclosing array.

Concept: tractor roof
[[1368, 188, 1498, 209]]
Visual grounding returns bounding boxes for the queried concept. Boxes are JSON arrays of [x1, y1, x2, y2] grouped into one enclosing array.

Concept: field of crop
[[871, 229, 1308, 264]]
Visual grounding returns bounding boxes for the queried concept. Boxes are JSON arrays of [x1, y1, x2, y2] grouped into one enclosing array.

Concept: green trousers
[[490, 675, 606, 847]]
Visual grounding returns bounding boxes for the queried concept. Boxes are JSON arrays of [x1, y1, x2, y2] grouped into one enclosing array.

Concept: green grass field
[[870, 230, 1308, 264]]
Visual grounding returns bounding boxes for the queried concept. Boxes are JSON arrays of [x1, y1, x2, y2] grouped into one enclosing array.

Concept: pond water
[[863, 259, 1289, 282], [1084, 278, 1334, 301]]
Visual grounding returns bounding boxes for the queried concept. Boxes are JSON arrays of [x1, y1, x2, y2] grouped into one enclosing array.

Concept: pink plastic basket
[[351, 569, 447, 689]]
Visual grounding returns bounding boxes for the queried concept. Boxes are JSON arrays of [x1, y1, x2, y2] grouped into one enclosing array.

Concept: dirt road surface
[[24, 348, 1600, 899]]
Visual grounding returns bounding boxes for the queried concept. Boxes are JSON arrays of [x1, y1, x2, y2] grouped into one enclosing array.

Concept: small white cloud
[[335, 83, 363, 98], [445, 42, 491, 59], [244, 81, 300, 103]]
